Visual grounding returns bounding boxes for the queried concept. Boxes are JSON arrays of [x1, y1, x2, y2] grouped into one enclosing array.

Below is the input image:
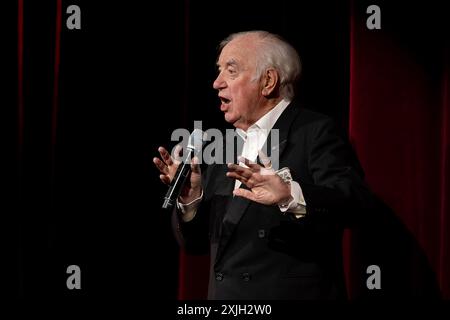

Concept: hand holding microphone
[[153, 129, 206, 210]]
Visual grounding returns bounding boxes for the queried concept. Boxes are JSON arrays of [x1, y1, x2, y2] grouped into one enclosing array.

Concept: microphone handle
[[162, 150, 193, 210]]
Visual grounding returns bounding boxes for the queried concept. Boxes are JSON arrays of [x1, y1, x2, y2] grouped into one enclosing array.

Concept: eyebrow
[[217, 59, 238, 69]]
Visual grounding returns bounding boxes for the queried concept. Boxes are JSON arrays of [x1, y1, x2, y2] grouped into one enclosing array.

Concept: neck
[[235, 97, 284, 131]]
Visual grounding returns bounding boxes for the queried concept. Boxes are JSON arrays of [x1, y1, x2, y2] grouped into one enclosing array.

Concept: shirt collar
[[236, 98, 291, 139]]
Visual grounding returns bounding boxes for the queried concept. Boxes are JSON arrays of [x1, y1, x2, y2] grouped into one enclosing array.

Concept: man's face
[[213, 36, 265, 131]]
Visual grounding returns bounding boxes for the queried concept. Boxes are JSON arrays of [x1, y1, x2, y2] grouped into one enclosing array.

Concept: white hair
[[219, 30, 302, 100]]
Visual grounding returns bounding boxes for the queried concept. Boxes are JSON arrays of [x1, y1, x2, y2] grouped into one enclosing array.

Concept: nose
[[213, 72, 226, 90]]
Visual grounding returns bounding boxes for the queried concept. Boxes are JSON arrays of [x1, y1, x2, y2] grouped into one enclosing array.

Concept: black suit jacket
[[173, 102, 373, 299]]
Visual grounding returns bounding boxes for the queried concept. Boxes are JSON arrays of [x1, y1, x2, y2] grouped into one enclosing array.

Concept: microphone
[[162, 129, 206, 210]]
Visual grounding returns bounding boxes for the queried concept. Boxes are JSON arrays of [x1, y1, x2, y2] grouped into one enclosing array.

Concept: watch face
[[276, 167, 293, 182]]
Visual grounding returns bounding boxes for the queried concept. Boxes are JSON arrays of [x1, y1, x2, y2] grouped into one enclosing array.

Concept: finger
[[159, 174, 171, 185], [191, 156, 201, 174], [237, 156, 261, 171], [158, 146, 173, 166], [227, 163, 253, 179], [226, 172, 254, 188], [226, 171, 246, 181], [173, 145, 183, 165], [233, 188, 257, 202], [153, 157, 169, 174]]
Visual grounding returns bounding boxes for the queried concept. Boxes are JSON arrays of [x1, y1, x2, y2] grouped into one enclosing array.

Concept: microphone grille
[[187, 129, 207, 151]]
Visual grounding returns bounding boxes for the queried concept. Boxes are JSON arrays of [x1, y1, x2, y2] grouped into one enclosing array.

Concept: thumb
[[233, 188, 256, 201], [258, 149, 272, 169], [258, 149, 274, 175], [191, 156, 201, 174]]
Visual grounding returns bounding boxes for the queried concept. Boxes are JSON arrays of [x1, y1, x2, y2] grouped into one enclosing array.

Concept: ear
[[261, 68, 279, 97]]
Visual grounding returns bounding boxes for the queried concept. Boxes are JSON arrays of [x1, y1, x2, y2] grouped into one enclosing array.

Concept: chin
[[224, 114, 236, 124]]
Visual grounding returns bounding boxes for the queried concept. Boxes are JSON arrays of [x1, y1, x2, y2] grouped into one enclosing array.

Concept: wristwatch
[[275, 167, 293, 210], [275, 167, 293, 183]]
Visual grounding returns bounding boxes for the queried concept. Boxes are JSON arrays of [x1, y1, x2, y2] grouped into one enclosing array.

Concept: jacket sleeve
[[299, 117, 375, 226], [171, 164, 215, 255]]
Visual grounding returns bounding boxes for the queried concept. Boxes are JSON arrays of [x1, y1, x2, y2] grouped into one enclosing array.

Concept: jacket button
[[215, 272, 224, 281], [241, 272, 251, 281], [258, 229, 265, 238]]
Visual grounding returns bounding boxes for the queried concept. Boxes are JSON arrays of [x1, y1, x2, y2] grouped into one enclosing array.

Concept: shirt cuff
[[278, 180, 307, 218], [176, 190, 203, 222]]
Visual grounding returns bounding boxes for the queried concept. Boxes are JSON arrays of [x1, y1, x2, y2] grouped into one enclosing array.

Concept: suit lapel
[[260, 102, 299, 168], [213, 164, 235, 195], [214, 102, 301, 265]]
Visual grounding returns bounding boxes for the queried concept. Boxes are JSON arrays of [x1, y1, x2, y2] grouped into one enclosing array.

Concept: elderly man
[[154, 30, 372, 299]]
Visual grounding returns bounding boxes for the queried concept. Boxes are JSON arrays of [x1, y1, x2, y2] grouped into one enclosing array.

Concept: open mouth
[[220, 97, 231, 105]]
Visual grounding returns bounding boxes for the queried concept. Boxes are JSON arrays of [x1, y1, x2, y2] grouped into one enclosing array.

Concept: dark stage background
[[5, 0, 449, 300]]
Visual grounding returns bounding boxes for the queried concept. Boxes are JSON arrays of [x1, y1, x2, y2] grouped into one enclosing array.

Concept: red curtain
[[348, 3, 449, 298], [178, 252, 210, 299]]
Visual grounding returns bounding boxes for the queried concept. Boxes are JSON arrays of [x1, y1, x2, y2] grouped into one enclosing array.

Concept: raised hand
[[226, 156, 291, 206]]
